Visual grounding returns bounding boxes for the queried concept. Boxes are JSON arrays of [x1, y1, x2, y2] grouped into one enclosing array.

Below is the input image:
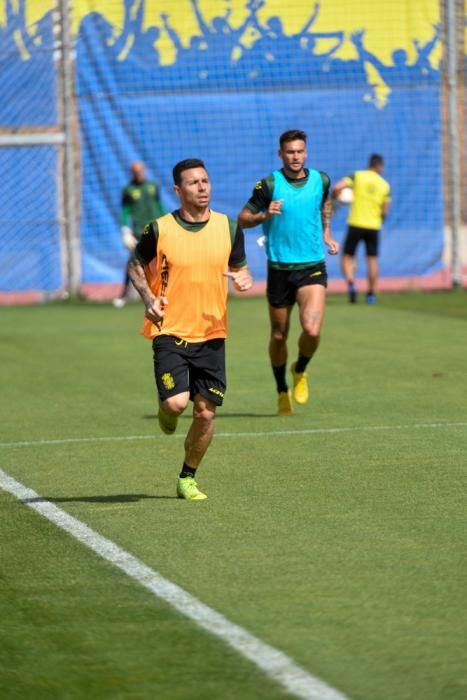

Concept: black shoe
[[348, 286, 357, 303]]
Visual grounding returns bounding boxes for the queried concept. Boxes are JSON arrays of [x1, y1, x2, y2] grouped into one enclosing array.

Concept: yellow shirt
[[345, 170, 391, 230], [142, 211, 231, 342]]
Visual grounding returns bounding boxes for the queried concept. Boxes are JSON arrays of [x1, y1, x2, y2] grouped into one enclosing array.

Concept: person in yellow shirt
[[127, 159, 252, 501], [333, 154, 391, 304]]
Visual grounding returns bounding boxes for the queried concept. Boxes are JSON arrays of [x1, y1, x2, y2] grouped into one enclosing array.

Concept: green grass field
[[1, 291, 467, 700]]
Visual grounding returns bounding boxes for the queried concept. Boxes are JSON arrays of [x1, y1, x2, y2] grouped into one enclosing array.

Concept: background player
[[113, 161, 165, 307], [238, 129, 339, 416], [332, 154, 391, 304]]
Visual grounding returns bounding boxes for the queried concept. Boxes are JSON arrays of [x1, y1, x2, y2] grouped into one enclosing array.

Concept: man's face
[[279, 139, 307, 174], [175, 167, 211, 209], [131, 162, 145, 183]]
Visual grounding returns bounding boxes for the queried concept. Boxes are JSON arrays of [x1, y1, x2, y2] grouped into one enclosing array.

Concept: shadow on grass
[[23, 493, 177, 503], [142, 412, 276, 420]]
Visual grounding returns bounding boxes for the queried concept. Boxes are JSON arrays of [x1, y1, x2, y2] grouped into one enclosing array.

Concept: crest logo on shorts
[[254, 181, 262, 190], [161, 372, 175, 390]]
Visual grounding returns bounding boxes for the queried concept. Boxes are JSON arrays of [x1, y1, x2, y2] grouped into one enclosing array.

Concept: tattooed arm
[[319, 172, 339, 255], [128, 257, 167, 327], [321, 195, 339, 255]]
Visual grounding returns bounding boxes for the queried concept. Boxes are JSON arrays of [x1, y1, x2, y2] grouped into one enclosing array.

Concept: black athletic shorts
[[152, 335, 226, 406], [267, 261, 328, 308], [343, 226, 379, 257]]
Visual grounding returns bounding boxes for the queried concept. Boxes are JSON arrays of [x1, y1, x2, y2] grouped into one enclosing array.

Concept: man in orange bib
[[128, 159, 252, 500]]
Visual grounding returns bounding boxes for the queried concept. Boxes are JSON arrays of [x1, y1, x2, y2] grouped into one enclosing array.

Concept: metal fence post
[[59, 0, 80, 297], [445, 0, 462, 287]]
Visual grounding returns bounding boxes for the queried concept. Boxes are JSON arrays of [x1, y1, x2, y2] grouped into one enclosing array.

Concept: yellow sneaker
[[158, 406, 178, 435], [277, 390, 293, 416], [177, 476, 207, 501], [291, 362, 309, 404]]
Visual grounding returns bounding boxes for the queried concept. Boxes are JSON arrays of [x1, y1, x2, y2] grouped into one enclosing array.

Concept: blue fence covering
[[0, 146, 61, 292], [75, 6, 443, 286], [0, 2, 445, 293]]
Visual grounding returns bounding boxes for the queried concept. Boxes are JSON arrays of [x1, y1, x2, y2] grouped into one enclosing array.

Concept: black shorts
[[343, 226, 379, 257], [267, 261, 328, 308], [152, 335, 226, 406]]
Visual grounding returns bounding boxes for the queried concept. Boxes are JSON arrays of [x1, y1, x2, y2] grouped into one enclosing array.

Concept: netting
[[461, 4, 466, 272], [0, 2, 62, 299], [0, 145, 62, 294], [75, 0, 445, 292], [0, 5, 57, 126], [1, 0, 465, 299]]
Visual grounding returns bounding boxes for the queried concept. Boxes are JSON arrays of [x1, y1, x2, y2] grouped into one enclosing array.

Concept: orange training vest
[[141, 211, 232, 342]]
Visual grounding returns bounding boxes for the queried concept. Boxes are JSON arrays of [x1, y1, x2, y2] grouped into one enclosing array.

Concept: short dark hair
[[279, 129, 307, 148], [173, 158, 206, 185], [369, 153, 384, 168]]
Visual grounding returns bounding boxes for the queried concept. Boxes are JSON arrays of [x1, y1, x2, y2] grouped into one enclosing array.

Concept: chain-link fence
[[0, 0, 465, 302]]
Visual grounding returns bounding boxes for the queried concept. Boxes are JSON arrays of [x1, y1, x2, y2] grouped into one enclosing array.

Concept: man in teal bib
[[238, 129, 339, 416]]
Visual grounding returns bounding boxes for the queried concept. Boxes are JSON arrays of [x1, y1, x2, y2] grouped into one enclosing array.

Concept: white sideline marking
[[0, 468, 348, 700], [0, 421, 466, 449]]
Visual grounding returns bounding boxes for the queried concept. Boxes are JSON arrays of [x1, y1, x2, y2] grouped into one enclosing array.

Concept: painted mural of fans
[[412, 23, 441, 78], [5, 0, 55, 59], [109, 0, 141, 58], [110, 0, 161, 64], [301, 29, 344, 65], [160, 12, 208, 78], [350, 24, 440, 86], [4, 0, 57, 124], [76, 12, 118, 63], [246, 1, 328, 75], [6, 0, 33, 58], [188, 0, 261, 78]]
